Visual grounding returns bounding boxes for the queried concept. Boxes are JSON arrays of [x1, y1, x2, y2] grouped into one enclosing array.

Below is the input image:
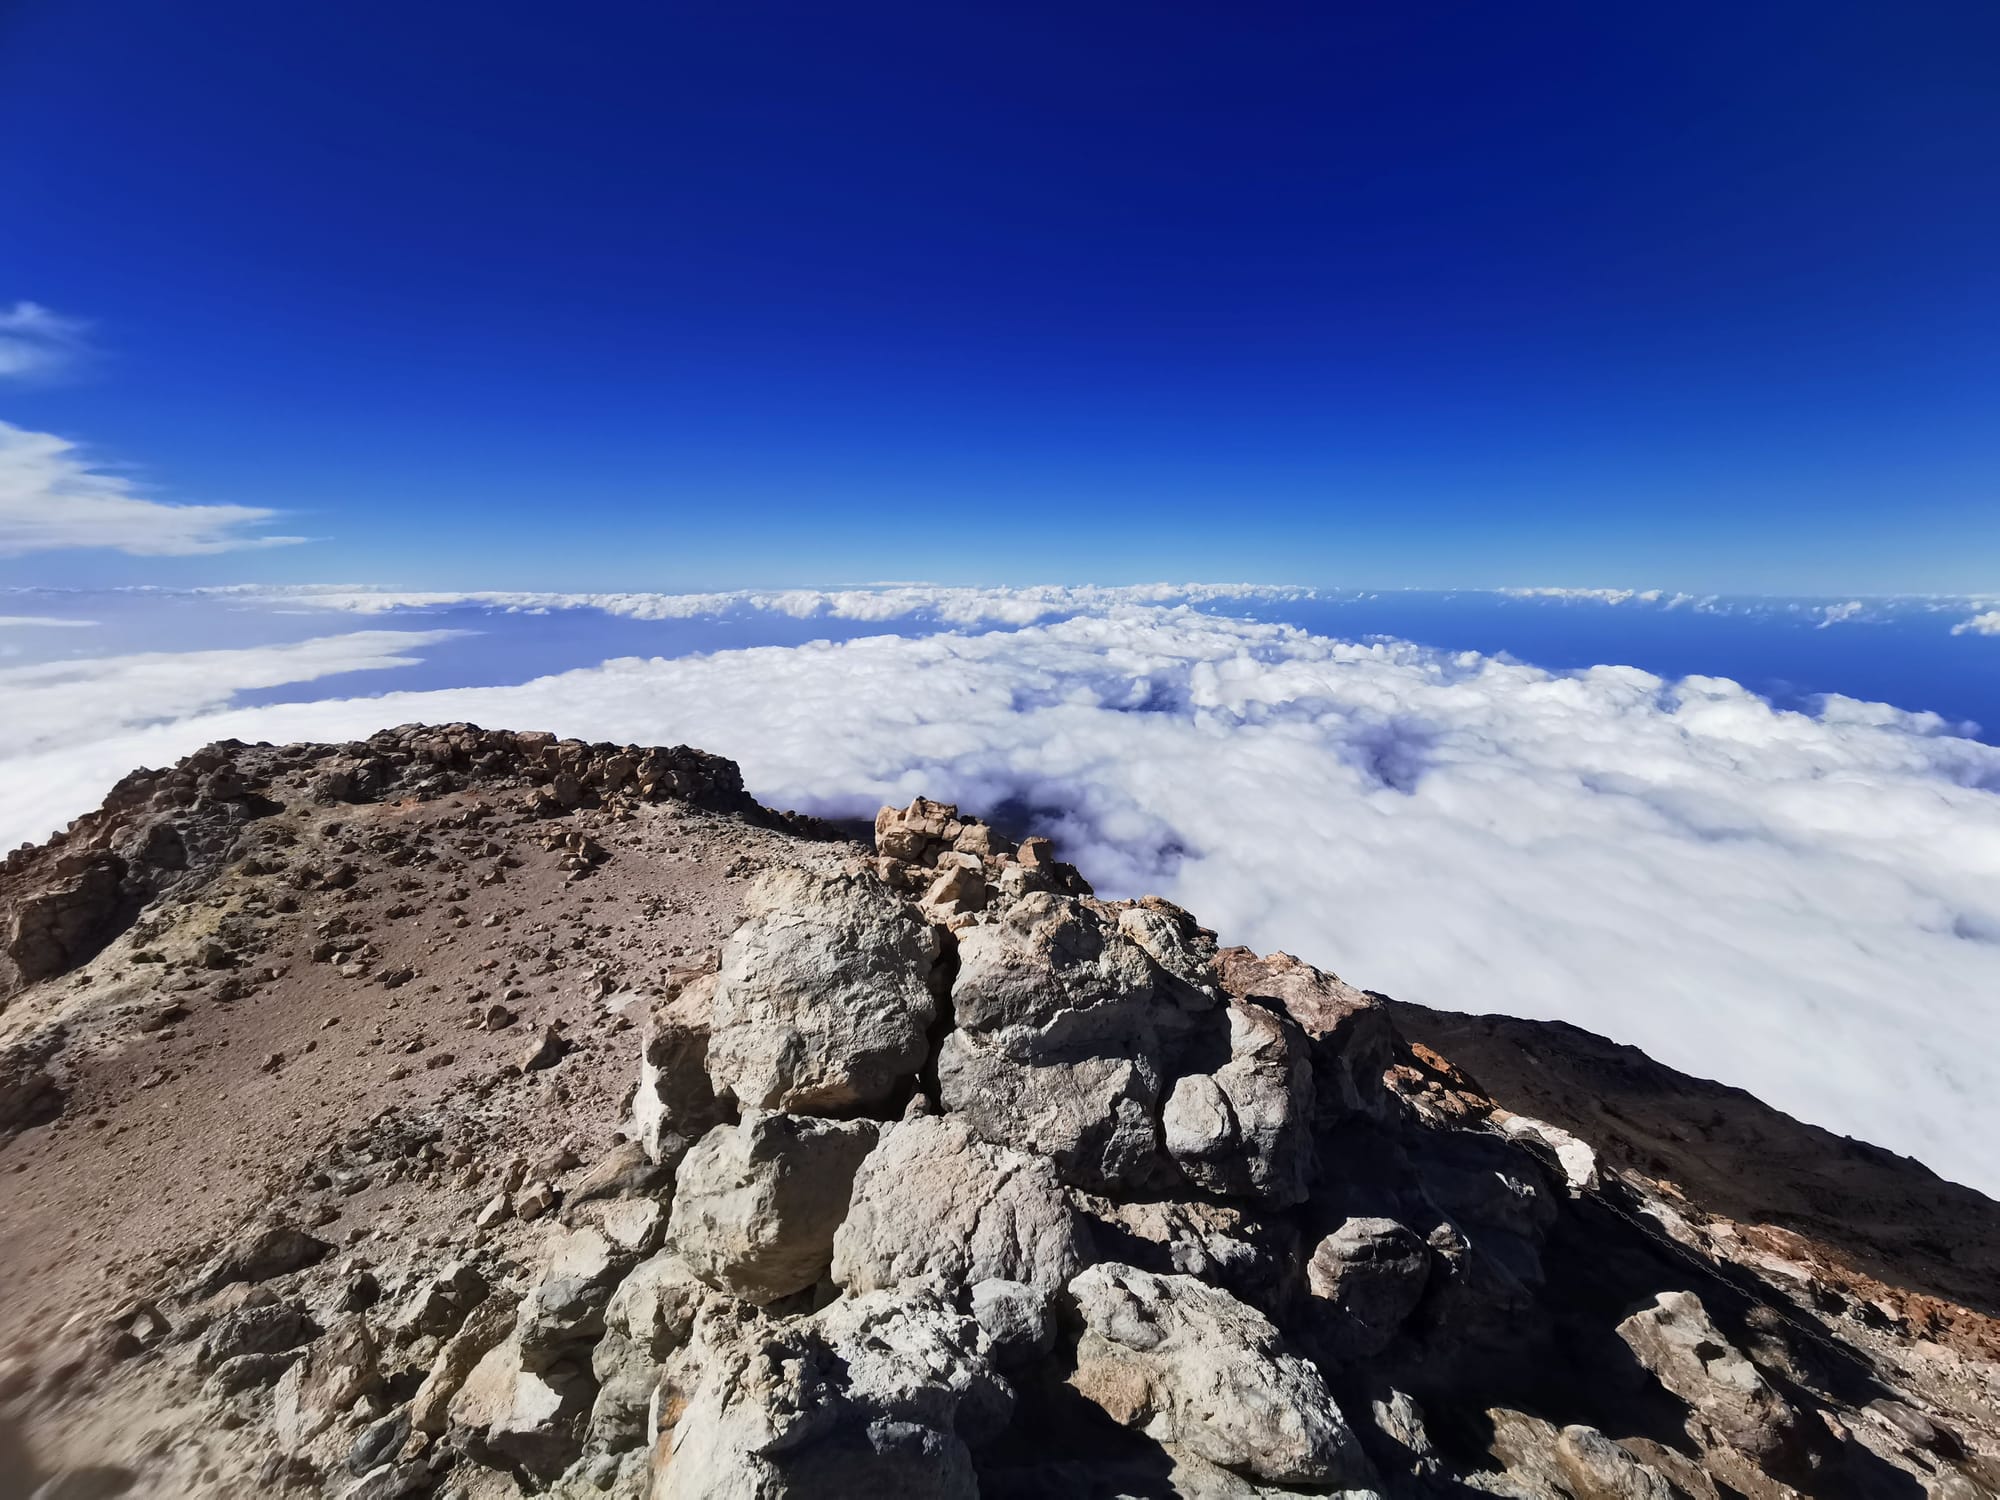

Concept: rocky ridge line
[[0, 732, 1995, 1500]]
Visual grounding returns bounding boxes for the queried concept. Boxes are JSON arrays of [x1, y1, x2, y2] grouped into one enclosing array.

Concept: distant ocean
[[1236, 593, 2000, 743]]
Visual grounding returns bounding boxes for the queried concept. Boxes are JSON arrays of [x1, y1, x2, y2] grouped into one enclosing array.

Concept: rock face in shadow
[[1, 752, 1997, 1500], [1387, 999, 2000, 1325]]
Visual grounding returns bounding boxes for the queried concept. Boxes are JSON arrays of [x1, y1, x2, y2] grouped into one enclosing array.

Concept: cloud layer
[[0, 420, 309, 557], [198, 581, 1316, 626], [4, 607, 1997, 1195]]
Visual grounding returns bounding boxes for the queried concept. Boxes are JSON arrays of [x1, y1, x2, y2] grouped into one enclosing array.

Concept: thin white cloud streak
[[1500, 586, 1670, 604], [0, 629, 464, 759], [3, 609, 1997, 1197], [197, 582, 1317, 626], [0, 615, 97, 628], [0, 420, 310, 557], [1952, 611, 2000, 637], [0, 301, 91, 381]]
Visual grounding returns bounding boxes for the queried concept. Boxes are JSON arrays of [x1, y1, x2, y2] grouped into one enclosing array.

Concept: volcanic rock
[[665, 1110, 879, 1304], [705, 865, 943, 1113]]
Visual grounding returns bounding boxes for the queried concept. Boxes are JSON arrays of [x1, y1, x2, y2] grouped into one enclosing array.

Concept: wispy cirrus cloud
[[0, 301, 93, 382], [0, 419, 311, 557]]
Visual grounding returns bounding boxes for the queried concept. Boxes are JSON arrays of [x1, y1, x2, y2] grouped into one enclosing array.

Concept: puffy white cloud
[[1952, 611, 2000, 637], [197, 581, 1316, 626], [0, 420, 310, 556], [0, 301, 91, 381], [3, 606, 1997, 1195]]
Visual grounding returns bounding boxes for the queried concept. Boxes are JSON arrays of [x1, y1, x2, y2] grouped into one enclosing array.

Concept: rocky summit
[[0, 727, 1996, 1500]]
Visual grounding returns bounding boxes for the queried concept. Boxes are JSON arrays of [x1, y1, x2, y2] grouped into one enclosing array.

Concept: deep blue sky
[[2, 1, 1996, 591]]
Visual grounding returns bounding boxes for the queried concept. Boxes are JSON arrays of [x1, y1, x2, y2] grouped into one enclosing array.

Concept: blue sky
[[2, 0, 1997, 589]]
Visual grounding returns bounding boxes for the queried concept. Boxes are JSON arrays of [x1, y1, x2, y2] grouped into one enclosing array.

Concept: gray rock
[[1112, 899, 1220, 996], [667, 1111, 880, 1304], [391, 1259, 487, 1343], [1306, 1217, 1430, 1359], [1556, 1423, 1682, 1500], [1615, 1290, 1801, 1467], [1080, 1196, 1298, 1318], [939, 893, 1209, 1191], [651, 1310, 842, 1500], [830, 1115, 1090, 1300], [193, 1223, 332, 1297], [449, 1332, 597, 1481], [7, 850, 127, 985], [195, 1299, 315, 1369], [566, 1138, 672, 1213], [1212, 948, 1394, 1121], [1066, 1262, 1373, 1488], [519, 1225, 644, 1368], [634, 971, 730, 1169], [586, 1250, 714, 1454], [1497, 1114, 1602, 1194], [651, 1285, 1007, 1499], [205, 1350, 301, 1394], [602, 1250, 709, 1362], [344, 1409, 411, 1476], [705, 866, 943, 1113], [335, 1462, 433, 1500], [272, 1314, 382, 1451], [410, 1291, 520, 1435], [1162, 1000, 1314, 1206], [550, 1451, 651, 1499], [1475, 1408, 1684, 1500], [585, 1330, 656, 1456], [1368, 1389, 1443, 1481], [968, 1279, 1055, 1366], [1158, 1447, 1377, 1499], [0, 1023, 67, 1133]]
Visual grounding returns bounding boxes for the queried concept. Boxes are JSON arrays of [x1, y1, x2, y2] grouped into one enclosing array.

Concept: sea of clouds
[[4, 596, 1998, 1196]]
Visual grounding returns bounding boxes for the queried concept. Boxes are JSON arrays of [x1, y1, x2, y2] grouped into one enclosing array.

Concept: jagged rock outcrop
[[938, 891, 1211, 1191], [1162, 997, 1316, 1206], [1615, 1290, 1805, 1470], [3, 743, 1997, 1500], [1214, 946, 1394, 1122]]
